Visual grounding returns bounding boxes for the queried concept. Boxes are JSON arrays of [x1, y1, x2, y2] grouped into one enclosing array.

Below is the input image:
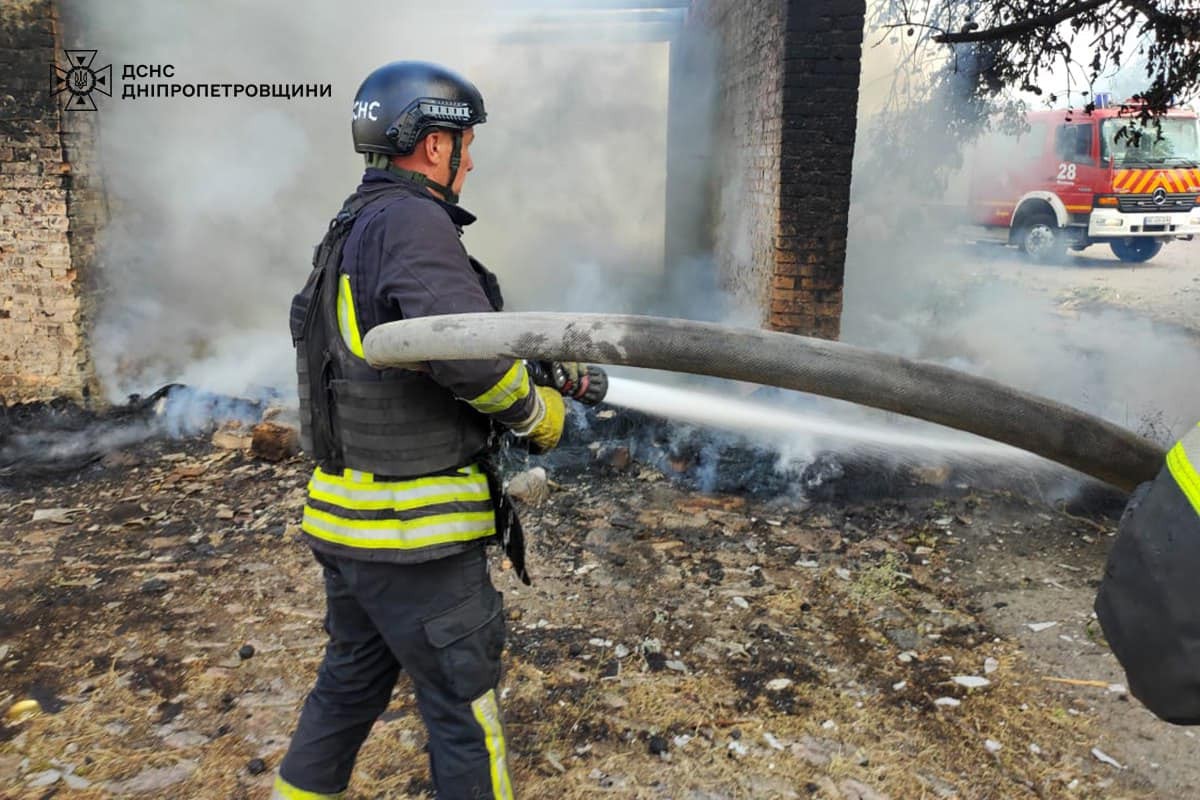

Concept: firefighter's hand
[[551, 362, 608, 406], [525, 386, 565, 454]]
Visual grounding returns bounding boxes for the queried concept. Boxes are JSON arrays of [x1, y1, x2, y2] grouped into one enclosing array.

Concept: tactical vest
[[289, 190, 495, 478]]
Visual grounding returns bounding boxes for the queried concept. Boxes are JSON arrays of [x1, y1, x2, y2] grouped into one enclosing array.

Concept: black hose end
[[578, 366, 608, 406]]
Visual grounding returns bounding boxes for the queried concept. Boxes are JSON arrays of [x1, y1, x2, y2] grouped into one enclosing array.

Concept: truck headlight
[[1094, 218, 1124, 228]]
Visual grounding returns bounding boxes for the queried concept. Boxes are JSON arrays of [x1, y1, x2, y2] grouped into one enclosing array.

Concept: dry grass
[[0, 451, 1152, 799]]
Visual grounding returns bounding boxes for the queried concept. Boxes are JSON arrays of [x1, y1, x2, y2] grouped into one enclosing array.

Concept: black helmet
[[351, 61, 486, 156]]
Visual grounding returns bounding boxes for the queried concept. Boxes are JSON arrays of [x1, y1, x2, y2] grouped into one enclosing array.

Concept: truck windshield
[[1100, 117, 1200, 167]]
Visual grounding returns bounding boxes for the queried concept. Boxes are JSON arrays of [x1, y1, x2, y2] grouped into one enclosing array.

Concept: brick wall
[[686, 0, 787, 320], [0, 0, 100, 404], [682, 0, 864, 339], [772, 0, 864, 339]]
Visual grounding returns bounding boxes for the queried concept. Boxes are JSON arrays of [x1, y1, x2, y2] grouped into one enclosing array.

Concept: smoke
[[0, 385, 262, 479], [70, 0, 677, 400], [67, 0, 1199, 474], [841, 21, 1200, 445]]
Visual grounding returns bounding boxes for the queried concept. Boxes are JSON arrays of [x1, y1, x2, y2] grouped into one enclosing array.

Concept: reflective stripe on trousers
[[301, 464, 496, 551], [271, 775, 344, 800], [278, 549, 509, 798], [471, 688, 515, 800], [1167, 423, 1200, 517]]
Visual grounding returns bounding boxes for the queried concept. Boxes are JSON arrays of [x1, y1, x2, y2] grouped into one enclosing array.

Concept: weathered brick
[[768, 311, 818, 332], [0, 0, 100, 404], [683, 0, 788, 329]]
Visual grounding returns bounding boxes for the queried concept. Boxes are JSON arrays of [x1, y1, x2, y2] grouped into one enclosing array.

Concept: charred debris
[[0, 386, 1147, 797], [0, 384, 1124, 516]]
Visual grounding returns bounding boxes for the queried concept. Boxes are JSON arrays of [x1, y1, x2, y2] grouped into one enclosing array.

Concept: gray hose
[[362, 312, 1165, 491]]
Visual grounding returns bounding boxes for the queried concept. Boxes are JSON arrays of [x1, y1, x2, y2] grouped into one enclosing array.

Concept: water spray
[[604, 377, 1024, 460]]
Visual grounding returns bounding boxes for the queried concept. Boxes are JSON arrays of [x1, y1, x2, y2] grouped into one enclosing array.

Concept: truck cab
[[967, 103, 1200, 262]]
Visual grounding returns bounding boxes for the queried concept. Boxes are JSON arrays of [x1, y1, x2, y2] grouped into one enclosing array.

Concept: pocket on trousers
[[421, 584, 505, 702]]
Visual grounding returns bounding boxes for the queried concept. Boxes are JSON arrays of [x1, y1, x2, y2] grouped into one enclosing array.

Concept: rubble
[[1093, 747, 1125, 769], [251, 421, 300, 462], [4, 699, 40, 723], [30, 508, 83, 524], [103, 761, 198, 794], [0, 412, 1150, 798], [506, 467, 549, 505], [839, 778, 890, 800], [211, 421, 253, 451]]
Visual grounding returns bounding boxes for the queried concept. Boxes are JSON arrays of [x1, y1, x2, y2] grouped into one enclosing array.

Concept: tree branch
[[933, 0, 1112, 43], [1119, 0, 1172, 25], [880, 20, 951, 38]]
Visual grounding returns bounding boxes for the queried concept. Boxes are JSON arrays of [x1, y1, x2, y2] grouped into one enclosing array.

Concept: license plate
[[1145, 215, 1170, 225]]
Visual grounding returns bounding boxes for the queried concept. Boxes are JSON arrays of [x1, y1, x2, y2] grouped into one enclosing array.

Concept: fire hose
[[361, 312, 1165, 491]]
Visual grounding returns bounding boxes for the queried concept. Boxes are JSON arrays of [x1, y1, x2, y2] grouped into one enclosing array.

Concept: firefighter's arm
[[373, 199, 562, 446]]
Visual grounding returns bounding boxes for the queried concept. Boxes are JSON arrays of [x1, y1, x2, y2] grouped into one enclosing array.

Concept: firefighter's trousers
[[275, 546, 513, 800]]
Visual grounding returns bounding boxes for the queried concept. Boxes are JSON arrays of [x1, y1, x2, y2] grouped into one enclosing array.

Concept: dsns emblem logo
[[53, 50, 112, 111]]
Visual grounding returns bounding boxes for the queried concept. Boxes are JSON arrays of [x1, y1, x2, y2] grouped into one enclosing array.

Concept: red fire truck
[[967, 102, 1200, 263]]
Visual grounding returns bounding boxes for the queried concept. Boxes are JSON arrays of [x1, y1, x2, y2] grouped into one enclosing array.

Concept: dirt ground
[[949, 495, 1200, 799], [963, 236, 1200, 335], [1, 239, 1197, 800], [926, 234, 1200, 798], [0, 432, 1176, 800]]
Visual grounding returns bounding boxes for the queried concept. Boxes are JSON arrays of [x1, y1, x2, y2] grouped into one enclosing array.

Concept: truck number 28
[[1056, 162, 1077, 182]]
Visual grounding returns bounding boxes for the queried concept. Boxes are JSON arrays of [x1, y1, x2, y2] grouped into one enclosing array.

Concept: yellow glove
[[527, 385, 565, 453]]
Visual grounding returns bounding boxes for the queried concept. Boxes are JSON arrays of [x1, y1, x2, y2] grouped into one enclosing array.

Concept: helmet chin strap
[[369, 131, 464, 204]]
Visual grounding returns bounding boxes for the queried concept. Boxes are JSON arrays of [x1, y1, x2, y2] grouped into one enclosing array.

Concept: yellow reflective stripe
[[313, 464, 483, 490], [303, 505, 494, 533], [308, 484, 489, 511], [272, 775, 344, 800], [471, 689, 514, 800], [1166, 425, 1200, 518], [337, 274, 366, 359], [301, 506, 495, 550], [468, 361, 531, 415], [309, 467, 489, 511]]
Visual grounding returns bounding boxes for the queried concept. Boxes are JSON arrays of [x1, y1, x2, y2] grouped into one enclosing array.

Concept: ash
[[0, 401, 1151, 798]]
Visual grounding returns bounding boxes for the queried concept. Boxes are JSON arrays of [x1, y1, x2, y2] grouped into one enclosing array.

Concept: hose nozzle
[[528, 361, 608, 406]]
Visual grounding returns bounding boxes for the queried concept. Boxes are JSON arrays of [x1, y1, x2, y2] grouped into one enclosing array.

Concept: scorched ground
[[0, 428, 1166, 799]]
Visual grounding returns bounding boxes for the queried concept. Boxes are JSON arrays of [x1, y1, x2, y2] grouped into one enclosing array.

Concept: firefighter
[[276, 60, 588, 799], [1095, 421, 1200, 725]]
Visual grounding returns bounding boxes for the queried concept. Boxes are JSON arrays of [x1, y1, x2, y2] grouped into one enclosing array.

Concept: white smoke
[[842, 13, 1200, 443], [68, 0, 1200, 452], [71, 0, 672, 401]]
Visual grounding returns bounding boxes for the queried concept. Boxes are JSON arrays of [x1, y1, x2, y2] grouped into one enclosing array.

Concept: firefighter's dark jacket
[[339, 170, 531, 416], [291, 168, 539, 564], [1096, 421, 1200, 724]]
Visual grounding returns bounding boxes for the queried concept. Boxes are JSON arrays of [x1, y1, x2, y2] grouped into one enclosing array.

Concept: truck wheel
[[1018, 214, 1068, 263], [1110, 238, 1163, 263]]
